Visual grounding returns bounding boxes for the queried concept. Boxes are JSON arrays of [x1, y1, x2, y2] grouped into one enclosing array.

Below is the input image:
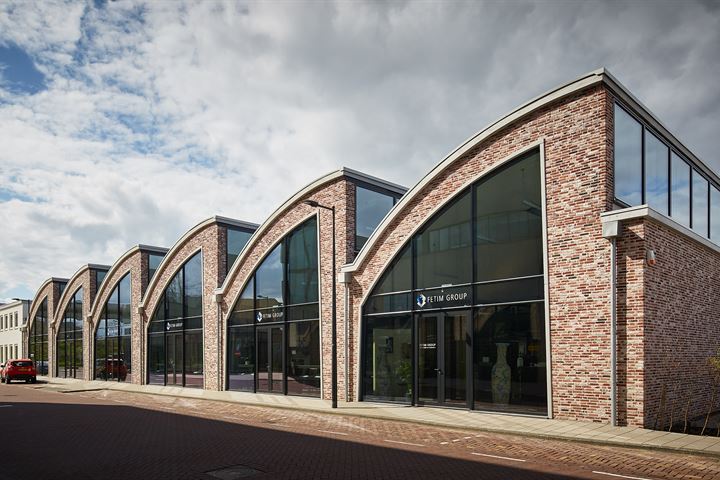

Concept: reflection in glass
[[473, 303, 546, 414], [644, 130, 669, 215], [227, 227, 253, 272], [693, 170, 709, 236], [95, 274, 131, 382], [228, 326, 255, 391], [614, 104, 643, 206], [415, 191, 472, 289], [148, 253, 164, 282], [712, 186, 720, 242], [671, 153, 691, 227], [475, 151, 543, 281], [226, 217, 320, 397], [362, 315, 413, 402], [57, 288, 84, 379], [147, 251, 203, 387], [356, 186, 396, 250], [28, 298, 49, 375]]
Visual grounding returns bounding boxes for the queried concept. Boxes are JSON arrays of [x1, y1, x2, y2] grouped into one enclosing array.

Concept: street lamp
[[303, 199, 338, 409]]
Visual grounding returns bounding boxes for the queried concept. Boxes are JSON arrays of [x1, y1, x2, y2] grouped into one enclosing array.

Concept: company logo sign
[[415, 287, 471, 309], [256, 311, 263, 322], [416, 294, 427, 308]]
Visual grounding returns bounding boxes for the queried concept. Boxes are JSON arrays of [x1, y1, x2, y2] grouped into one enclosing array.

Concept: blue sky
[[0, 0, 719, 303]]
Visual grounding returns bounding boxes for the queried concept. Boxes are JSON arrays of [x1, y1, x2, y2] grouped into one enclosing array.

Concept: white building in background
[[0, 299, 31, 362]]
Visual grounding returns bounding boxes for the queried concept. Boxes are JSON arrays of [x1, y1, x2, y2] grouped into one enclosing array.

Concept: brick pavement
[[2, 383, 720, 480]]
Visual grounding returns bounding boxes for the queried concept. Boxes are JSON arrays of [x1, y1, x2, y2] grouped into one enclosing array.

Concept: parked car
[[1, 359, 37, 384]]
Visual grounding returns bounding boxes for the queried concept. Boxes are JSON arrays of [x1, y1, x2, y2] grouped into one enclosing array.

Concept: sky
[[0, 0, 719, 303]]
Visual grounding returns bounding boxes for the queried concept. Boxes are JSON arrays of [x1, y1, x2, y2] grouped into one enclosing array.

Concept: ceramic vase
[[491, 342, 511, 404]]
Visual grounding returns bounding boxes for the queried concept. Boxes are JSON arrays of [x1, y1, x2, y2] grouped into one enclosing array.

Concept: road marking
[[471, 452, 526, 463], [0, 405, 12, 408], [384, 439, 425, 447], [318, 430, 349, 436], [592, 472, 655, 480]]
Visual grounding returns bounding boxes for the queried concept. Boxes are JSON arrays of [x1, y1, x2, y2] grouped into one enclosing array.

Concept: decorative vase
[[491, 343, 511, 405]]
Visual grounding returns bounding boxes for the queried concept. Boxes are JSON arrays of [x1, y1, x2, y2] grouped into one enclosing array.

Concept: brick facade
[[25, 278, 66, 367]]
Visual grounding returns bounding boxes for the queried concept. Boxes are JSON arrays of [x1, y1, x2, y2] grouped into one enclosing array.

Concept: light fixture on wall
[[646, 249, 657, 267]]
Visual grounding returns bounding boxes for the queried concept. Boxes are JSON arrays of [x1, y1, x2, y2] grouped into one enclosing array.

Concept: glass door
[[166, 332, 183, 386], [416, 310, 470, 406], [257, 326, 284, 393]]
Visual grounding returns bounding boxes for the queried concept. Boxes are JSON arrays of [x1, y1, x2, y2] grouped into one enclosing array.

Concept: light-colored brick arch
[[138, 217, 226, 389], [343, 81, 615, 422], [87, 246, 147, 384]]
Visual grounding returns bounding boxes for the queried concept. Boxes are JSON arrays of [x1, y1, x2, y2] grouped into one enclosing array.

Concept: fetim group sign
[[415, 286, 472, 310]]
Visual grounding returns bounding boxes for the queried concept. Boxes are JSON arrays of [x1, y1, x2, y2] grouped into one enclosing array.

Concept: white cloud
[[0, 0, 718, 301]]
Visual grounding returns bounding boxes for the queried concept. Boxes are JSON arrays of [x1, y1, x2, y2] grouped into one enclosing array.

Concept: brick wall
[[25, 280, 64, 373], [347, 85, 615, 420], [220, 177, 354, 399]]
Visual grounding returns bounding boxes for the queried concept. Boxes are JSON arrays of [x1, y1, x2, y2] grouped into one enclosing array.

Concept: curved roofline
[[216, 169, 342, 297], [53, 265, 90, 319], [342, 67, 718, 273], [139, 216, 258, 309], [27, 277, 68, 327], [88, 244, 169, 319]]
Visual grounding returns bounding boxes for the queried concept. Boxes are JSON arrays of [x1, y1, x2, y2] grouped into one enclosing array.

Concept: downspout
[[338, 271, 351, 402], [602, 220, 619, 426], [215, 290, 223, 391]]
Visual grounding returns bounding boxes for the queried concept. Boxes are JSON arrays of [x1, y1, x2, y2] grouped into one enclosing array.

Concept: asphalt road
[[1, 382, 718, 480]]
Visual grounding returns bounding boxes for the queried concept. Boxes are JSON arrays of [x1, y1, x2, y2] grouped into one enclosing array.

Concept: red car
[[1, 359, 37, 384]]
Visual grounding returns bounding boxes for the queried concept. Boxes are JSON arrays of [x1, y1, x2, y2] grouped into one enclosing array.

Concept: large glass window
[[361, 149, 547, 415], [94, 274, 131, 382], [147, 252, 204, 388], [712, 186, 720, 242], [57, 288, 84, 379], [227, 217, 320, 397], [227, 227, 253, 273], [644, 130, 669, 215], [356, 186, 398, 250], [95, 269, 108, 289], [614, 104, 642, 206], [671, 153, 691, 227], [148, 253, 165, 283], [28, 298, 48, 375], [692, 170, 709, 237]]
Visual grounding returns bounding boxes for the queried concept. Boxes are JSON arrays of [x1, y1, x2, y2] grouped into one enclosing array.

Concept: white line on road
[[384, 439, 425, 447], [0, 405, 12, 408], [318, 430, 349, 436], [471, 452, 526, 463], [592, 471, 655, 480]]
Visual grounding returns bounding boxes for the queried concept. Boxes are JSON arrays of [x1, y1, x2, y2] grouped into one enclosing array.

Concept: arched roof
[[89, 244, 168, 319], [342, 67, 718, 274], [216, 168, 406, 299], [52, 263, 110, 320], [27, 277, 68, 329], [139, 216, 258, 310]]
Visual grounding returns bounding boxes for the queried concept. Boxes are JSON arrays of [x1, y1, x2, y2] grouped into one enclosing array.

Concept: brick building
[[24, 69, 720, 428]]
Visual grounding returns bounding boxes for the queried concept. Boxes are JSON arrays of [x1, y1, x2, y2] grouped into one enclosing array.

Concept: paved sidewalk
[[40, 376, 720, 458]]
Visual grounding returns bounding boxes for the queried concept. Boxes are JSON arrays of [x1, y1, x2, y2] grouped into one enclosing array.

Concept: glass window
[[692, 170, 709, 236], [475, 151, 543, 281], [96, 269, 107, 288], [415, 190, 472, 289], [614, 104, 643, 206], [644, 130, 669, 215], [671, 153, 691, 227], [184, 252, 203, 318], [227, 228, 252, 272], [29, 298, 48, 375], [255, 245, 284, 309], [356, 186, 396, 250], [227, 326, 255, 391], [147, 252, 204, 387], [287, 320, 320, 397], [473, 302, 546, 415], [287, 217, 318, 305], [711, 185, 720, 242], [95, 274, 132, 382], [57, 288, 84, 379], [148, 253, 164, 282], [362, 315, 412, 402]]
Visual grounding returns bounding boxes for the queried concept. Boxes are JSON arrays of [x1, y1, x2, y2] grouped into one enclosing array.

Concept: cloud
[[0, 0, 718, 301]]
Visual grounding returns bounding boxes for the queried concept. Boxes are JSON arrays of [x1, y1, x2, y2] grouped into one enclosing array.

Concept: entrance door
[[257, 326, 284, 393], [166, 333, 183, 386], [417, 310, 470, 406]]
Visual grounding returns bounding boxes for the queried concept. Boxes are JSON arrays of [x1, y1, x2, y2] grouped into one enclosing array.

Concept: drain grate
[[205, 465, 261, 479]]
